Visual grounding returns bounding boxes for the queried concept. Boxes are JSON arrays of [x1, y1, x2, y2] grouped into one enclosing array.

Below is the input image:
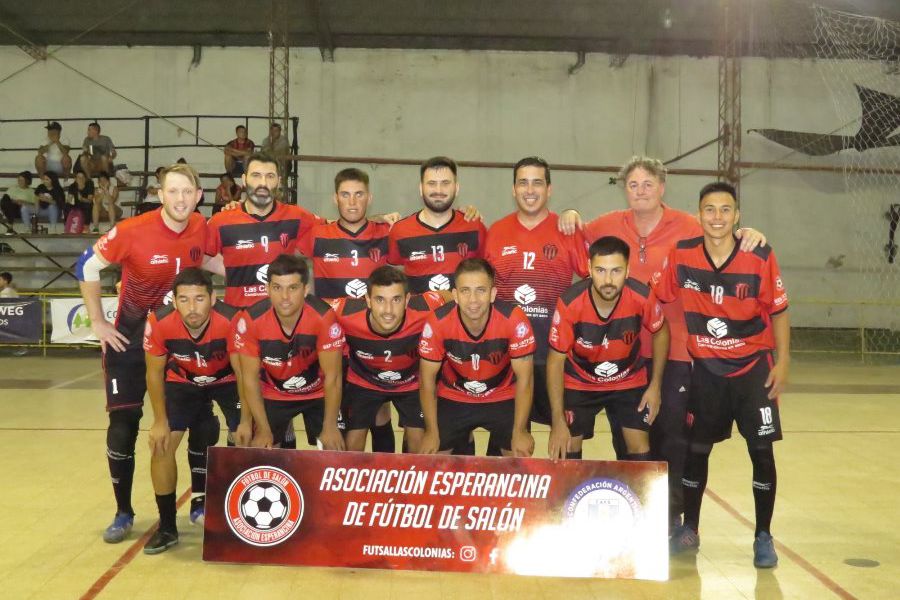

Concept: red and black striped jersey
[[418, 300, 535, 404], [206, 202, 323, 307], [233, 296, 345, 401], [95, 208, 208, 348], [143, 302, 240, 386], [333, 292, 444, 393], [549, 278, 665, 391], [485, 211, 589, 364], [298, 220, 390, 301], [653, 236, 789, 377], [387, 210, 486, 294]]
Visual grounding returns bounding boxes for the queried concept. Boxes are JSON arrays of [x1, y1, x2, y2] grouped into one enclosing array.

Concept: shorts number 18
[[759, 407, 773, 424]]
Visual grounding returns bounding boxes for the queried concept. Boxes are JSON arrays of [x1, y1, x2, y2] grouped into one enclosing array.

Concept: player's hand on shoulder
[[93, 319, 129, 353], [222, 200, 242, 212], [461, 205, 482, 222], [148, 420, 171, 456], [547, 423, 570, 460], [736, 227, 767, 251], [558, 209, 583, 235], [511, 430, 535, 458], [372, 212, 402, 228], [318, 425, 346, 451]]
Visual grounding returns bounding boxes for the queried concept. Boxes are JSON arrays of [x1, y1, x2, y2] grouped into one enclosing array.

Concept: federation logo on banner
[[225, 466, 304, 547], [51, 297, 119, 344]]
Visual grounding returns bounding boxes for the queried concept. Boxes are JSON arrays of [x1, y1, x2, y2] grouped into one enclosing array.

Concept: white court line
[[47, 369, 104, 390]]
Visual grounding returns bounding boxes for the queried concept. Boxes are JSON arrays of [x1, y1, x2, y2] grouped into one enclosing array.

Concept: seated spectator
[[93, 172, 121, 232], [35, 122, 73, 179], [261, 122, 290, 158], [78, 122, 116, 178], [224, 125, 255, 177], [1, 171, 38, 232], [34, 172, 65, 232], [67, 171, 95, 229], [213, 173, 241, 215], [0, 272, 17, 298], [137, 166, 164, 214]]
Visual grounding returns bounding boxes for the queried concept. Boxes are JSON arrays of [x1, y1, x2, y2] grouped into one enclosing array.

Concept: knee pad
[[188, 414, 221, 451], [107, 407, 142, 459]]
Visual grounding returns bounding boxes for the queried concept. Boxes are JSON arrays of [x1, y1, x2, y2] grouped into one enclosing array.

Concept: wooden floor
[[0, 353, 896, 600]]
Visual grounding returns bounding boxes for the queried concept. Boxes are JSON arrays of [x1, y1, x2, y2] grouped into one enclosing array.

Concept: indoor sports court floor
[[0, 353, 896, 599]]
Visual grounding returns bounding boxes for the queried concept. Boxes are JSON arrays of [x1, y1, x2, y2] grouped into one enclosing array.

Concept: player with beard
[[76, 163, 223, 544], [546, 236, 668, 461], [388, 156, 487, 295], [235, 255, 346, 451], [484, 157, 589, 449], [418, 259, 536, 457], [331, 266, 449, 453], [142, 268, 241, 554], [557, 156, 766, 532]]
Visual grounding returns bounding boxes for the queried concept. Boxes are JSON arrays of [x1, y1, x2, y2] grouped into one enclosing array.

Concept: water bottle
[[31, 212, 39, 234]]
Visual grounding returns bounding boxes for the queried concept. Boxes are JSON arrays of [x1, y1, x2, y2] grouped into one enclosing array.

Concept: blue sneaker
[[103, 512, 134, 543], [189, 496, 205, 526], [670, 525, 700, 554], [753, 532, 778, 568]]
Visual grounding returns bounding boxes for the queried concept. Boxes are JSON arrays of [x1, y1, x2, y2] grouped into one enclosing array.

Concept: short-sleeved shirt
[[549, 278, 665, 391], [418, 300, 535, 404], [40, 140, 70, 161], [652, 236, 789, 377], [93, 209, 208, 347], [585, 206, 702, 363], [261, 135, 290, 156], [485, 211, 589, 363], [333, 292, 444, 393], [298, 220, 390, 302], [143, 302, 241, 386], [206, 202, 323, 307], [7, 186, 36, 207], [82, 135, 115, 157], [388, 210, 487, 294], [234, 296, 345, 401], [68, 180, 95, 203], [226, 137, 255, 156]]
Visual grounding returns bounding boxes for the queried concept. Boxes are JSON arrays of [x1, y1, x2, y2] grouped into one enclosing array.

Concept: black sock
[[370, 422, 395, 453], [107, 409, 140, 516], [156, 493, 177, 533], [486, 433, 503, 457], [187, 416, 219, 495], [566, 450, 583, 459], [187, 447, 206, 495], [682, 447, 711, 532], [749, 444, 777, 537], [626, 452, 652, 461]]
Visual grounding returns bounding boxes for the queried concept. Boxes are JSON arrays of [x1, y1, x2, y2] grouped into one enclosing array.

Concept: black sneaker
[[143, 529, 179, 555]]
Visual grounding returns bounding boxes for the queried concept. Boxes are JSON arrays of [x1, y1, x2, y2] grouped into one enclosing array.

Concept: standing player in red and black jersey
[[418, 259, 536, 456], [332, 266, 448, 453], [235, 255, 346, 451], [546, 236, 669, 462], [485, 156, 589, 440], [388, 156, 487, 294], [141, 269, 241, 554], [76, 164, 221, 544], [654, 182, 789, 568]]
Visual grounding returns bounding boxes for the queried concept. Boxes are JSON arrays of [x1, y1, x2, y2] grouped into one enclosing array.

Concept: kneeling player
[[547, 236, 669, 460], [654, 182, 789, 568], [333, 266, 448, 453], [235, 255, 345, 451], [142, 268, 243, 554], [418, 258, 536, 456]]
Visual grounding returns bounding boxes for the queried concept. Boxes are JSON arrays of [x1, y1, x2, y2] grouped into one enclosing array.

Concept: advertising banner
[[204, 448, 668, 580], [49, 297, 118, 344], [0, 298, 42, 343]]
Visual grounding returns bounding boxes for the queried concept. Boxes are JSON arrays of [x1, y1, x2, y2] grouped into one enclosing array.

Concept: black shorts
[[528, 364, 551, 425], [687, 354, 783, 445], [264, 398, 324, 447], [437, 398, 514, 453], [206, 383, 240, 432], [164, 382, 217, 431], [345, 383, 424, 430], [564, 386, 650, 439], [103, 347, 147, 411]]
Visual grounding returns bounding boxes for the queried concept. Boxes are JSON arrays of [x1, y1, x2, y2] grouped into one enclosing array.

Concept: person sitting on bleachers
[[35, 122, 73, 179], [0, 272, 17, 298], [1, 171, 38, 232], [34, 172, 65, 232], [67, 171, 95, 230], [78, 122, 116, 178], [213, 173, 241, 215], [93, 172, 121, 233], [224, 125, 255, 178], [137, 166, 164, 215]]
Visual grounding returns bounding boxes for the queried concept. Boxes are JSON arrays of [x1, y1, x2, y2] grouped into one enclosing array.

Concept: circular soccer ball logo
[[225, 466, 304, 547]]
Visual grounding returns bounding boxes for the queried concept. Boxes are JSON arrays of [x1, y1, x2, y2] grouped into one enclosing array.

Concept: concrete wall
[[1, 46, 898, 330]]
